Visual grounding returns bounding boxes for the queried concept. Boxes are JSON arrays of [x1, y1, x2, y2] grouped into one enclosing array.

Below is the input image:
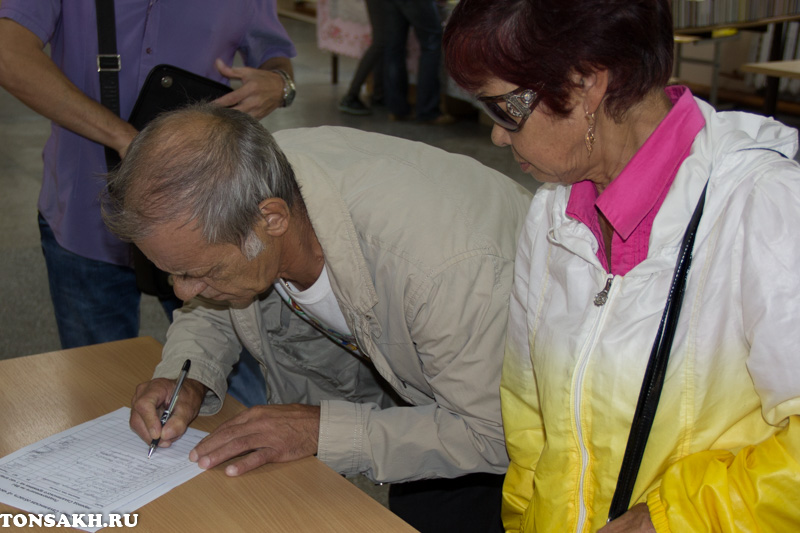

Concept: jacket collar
[[287, 153, 379, 316]]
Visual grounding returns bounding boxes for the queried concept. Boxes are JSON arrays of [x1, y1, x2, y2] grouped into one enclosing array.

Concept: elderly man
[[103, 104, 531, 532]]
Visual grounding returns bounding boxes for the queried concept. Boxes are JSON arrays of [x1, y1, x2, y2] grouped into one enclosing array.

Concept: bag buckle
[[97, 54, 121, 72]]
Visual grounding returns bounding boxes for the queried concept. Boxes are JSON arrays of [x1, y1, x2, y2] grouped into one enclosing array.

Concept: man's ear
[[257, 198, 290, 238]]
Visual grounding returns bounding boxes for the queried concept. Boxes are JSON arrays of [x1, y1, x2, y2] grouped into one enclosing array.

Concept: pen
[[148, 359, 191, 458]]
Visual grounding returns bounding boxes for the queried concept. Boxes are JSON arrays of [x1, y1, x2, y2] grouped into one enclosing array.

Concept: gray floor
[[0, 17, 535, 361]]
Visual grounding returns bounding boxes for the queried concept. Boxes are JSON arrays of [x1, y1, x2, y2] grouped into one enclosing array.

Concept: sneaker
[[338, 95, 372, 116]]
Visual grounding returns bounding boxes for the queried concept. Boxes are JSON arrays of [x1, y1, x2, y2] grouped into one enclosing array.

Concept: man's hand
[[212, 58, 286, 119], [129, 378, 207, 448], [189, 404, 320, 476], [598, 503, 656, 533]]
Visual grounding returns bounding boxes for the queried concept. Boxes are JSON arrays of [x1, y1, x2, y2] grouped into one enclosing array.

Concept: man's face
[[136, 220, 276, 308]]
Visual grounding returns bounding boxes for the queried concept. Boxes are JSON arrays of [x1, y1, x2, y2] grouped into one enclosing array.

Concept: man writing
[[102, 104, 531, 532]]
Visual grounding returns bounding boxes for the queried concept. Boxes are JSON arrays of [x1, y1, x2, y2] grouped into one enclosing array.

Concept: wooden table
[[740, 59, 800, 80], [0, 337, 415, 532], [675, 14, 800, 114], [740, 59, 800, 117]]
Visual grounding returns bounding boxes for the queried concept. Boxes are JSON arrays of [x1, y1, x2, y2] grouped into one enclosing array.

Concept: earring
[[585, 111, 596, 156]]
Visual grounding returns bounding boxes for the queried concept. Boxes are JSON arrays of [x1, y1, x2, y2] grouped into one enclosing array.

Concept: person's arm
[[640, 170, 800, 532], [211, 56, 293, 119], [316, 254, 512, 483], [129, 377, 208, 449], [185, 253, 513, 482], [642, 417, 800, 532], [0, 18, 138, 157], [153, 298, 245, 415], [189, 403, 320, 475], [209, 0, 296, 119]]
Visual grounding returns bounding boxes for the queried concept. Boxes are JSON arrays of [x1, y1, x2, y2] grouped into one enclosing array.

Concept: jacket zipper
[[593, 275, 613, 306], [574, 274, 614, 531]]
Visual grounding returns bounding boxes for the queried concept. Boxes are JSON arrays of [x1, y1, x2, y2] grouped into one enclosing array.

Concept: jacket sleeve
[[317, 254, 511, 483], [499, 215, 543, 533], [154, 298, 243, 415], [648, 162, 800, 531], [647, 415, 800, 532]]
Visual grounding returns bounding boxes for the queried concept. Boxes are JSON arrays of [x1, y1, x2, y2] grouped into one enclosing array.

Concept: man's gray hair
[[102, 103, 301, 258]]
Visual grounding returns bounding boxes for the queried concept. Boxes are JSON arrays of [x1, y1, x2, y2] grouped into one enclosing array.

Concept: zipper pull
[[593, 276, 613, 306]]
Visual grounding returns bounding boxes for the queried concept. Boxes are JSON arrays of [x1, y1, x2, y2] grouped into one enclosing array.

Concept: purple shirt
[[566, 86, 705, 275], [0, 0, 296, 265]]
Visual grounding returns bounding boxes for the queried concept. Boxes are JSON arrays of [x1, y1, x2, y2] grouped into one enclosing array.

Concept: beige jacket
[[155, 126, 532, 483]]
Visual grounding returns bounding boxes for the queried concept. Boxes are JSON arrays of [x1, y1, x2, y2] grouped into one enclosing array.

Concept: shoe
[[421, 113, 456, 126], [388, 113, 413, 122], [338, 95, 372, 116]]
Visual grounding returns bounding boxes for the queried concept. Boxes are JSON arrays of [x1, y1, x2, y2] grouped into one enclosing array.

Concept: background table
[[0, 337, 415, 532]]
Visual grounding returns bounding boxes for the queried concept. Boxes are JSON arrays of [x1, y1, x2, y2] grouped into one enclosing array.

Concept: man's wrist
[[271, 69, 296, 107]]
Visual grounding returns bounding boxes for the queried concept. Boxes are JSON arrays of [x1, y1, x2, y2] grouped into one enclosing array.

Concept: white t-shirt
[[273, 266, 359, 352]]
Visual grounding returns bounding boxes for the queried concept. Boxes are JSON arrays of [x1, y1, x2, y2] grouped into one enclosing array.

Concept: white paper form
[[0, 407, 207, 531]]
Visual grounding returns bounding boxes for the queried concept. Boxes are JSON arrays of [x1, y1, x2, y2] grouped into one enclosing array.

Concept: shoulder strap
[[95, 0, 121, 171], [607, 181, 709, 522]]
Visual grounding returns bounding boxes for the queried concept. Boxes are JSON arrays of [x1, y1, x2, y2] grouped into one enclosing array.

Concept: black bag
[[127, 64, 232, 298], [607, 182, 708, 522], [128, 64, 232, 129]]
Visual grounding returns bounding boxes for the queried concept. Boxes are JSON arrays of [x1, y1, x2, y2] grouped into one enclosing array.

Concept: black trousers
[[389, 473, 505, 533]]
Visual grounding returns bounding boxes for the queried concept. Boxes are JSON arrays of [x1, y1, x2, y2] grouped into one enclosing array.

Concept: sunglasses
[[477, 86, 542, 132]]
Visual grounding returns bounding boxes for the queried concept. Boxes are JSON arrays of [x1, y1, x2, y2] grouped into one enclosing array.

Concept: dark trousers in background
[[389, 472, 505, 533], [344, 0, 386, 102], [382, 0, 444, 121]]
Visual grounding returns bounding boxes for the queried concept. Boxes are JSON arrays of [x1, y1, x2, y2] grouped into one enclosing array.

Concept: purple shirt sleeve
[[0, 0, 296, 266]]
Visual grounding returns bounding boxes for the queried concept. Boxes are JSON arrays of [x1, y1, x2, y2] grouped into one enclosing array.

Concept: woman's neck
[[590, 89, 673, 195]]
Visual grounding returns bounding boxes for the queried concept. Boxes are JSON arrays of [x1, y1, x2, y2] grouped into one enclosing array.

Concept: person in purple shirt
[[0, 1, 296, 357]]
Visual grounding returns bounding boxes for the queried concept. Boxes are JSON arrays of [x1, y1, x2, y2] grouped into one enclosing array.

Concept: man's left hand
[[189, 404, 320, 476], [212, 58, 285, 119], [598, 503, 656, 533]]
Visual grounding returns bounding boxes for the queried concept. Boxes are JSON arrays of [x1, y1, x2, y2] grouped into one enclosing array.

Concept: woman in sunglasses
[[444, 1, 800, 532]]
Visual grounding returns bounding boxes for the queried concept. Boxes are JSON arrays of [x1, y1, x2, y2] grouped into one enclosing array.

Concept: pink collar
[[565, 86, 705, 274]]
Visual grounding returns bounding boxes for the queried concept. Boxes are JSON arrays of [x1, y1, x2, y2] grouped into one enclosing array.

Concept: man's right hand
[[129, 378, 207, 449]]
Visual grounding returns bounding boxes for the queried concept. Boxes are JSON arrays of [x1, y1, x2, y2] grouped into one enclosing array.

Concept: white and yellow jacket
[[502, 98, 800, 532]]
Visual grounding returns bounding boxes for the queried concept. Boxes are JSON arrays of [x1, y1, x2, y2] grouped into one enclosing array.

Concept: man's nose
[[171, 277, 207, 301]]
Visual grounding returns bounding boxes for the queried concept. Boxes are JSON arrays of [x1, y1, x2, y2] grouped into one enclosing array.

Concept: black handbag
[[607, 182, 708, 522], [95, 2, 232, 299], [127, 64, 232, 130]]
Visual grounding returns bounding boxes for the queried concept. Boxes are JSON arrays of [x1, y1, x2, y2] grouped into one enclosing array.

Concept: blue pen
[[148, 359, 191, 458]]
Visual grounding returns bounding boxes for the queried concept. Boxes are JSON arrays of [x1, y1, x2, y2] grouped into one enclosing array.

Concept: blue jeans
[[39, 214, 266, 406], [383, 0, 443, 120], [39, 214, 154, 348]]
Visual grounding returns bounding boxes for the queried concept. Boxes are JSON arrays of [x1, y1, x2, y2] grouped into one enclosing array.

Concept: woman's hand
[[598, 503, 656, 533]]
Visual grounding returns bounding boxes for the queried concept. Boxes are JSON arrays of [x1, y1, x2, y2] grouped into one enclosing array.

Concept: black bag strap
[[607, 181, 709, 522], [95, 0, 122, 171]]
